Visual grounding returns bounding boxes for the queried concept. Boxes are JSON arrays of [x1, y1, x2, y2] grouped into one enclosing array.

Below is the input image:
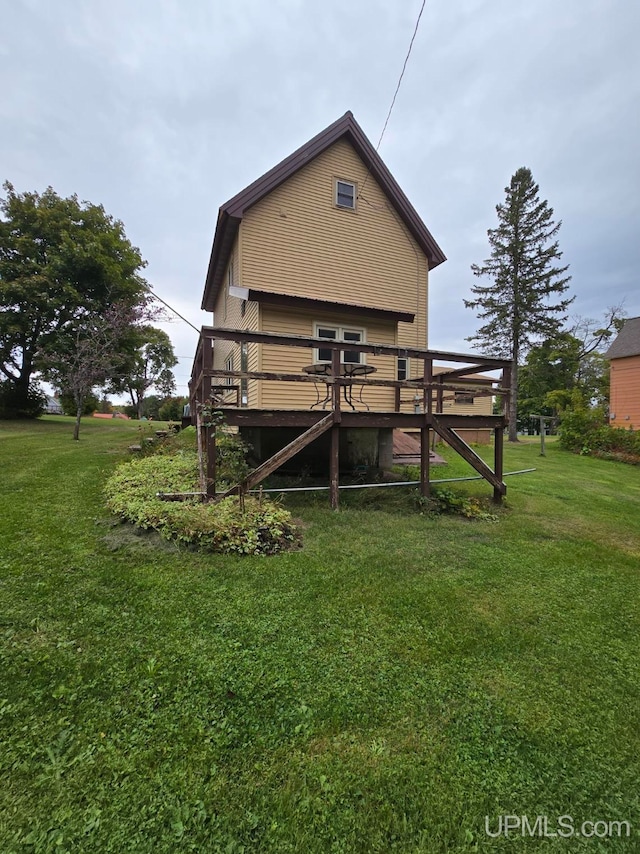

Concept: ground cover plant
[[104, 452, 299, 555], [1, 416, 639, 852]]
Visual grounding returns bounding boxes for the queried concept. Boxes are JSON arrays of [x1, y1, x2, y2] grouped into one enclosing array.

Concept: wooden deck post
[[330, 424, 340, 510], [420, 424, 430, 497], [206, 425, 216, 498], [330, 349, 341, 510], [421, 357, 432, 497], [493, 425, 504, 503]]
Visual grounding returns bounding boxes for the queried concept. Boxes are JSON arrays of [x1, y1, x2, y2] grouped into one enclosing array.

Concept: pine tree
[[465, 167, 573, 441]]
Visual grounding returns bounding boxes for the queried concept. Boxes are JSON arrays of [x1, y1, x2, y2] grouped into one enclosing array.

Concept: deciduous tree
[[465, 167, 573, 440], [42, 303, 142, 440], [0, 181, 148, 417], [110, 326, 178, 419]]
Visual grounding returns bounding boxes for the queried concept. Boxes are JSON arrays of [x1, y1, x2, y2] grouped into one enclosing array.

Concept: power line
[[143, 283, 201, 334], [375, 0, 427, 152]]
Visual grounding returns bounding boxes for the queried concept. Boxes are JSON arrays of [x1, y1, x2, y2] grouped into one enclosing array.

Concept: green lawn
[[1, 416, 639, 853]]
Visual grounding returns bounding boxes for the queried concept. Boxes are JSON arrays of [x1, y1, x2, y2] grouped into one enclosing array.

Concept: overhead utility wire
[[375, 0, 427, 152], [143, 283, 201, 334], [359, 0, 427, 201]]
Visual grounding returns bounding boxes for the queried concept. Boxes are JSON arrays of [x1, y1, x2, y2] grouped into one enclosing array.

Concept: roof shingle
[[605, 317, 640, 359]]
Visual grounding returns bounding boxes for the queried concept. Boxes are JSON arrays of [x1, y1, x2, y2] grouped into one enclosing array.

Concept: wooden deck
[[187, 327, 511, 508]]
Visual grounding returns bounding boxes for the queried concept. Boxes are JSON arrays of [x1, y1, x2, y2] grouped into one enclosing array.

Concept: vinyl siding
[[260, 306, 396, 410], [211, 241, 261, 408], [240, 138, 429, 333], [610, 355, 640, 429]]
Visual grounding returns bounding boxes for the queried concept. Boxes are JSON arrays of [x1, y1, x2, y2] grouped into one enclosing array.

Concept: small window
[[225, 355, 234, 387], [317, 327, 338, 363], [342, 329, 362, 364], [454, 391, 475, 405], [336, 180, 356, 210], [397, 358, 409, 382]]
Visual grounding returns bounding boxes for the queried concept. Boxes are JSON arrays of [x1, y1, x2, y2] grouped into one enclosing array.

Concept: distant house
[[605, 316, 640, 429], [44, 396, 63, 415]]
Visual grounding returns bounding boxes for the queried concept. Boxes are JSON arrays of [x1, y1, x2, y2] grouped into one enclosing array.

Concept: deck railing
[[188, 326, 512, 418], [186, 327, 512, 506]]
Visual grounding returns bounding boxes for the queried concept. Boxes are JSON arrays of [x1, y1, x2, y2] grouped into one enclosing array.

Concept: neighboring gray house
[[45, 396, 63, 415]]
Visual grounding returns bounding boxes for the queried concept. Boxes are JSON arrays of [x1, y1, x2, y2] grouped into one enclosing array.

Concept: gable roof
[[605, 316, 640, 359], [202, 111, 446, 311]]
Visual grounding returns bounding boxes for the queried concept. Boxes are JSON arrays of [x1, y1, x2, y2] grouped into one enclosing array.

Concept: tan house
[[189, 113, 510, 503], [606, 316, 640, 429], [201, 112, 493, 422]]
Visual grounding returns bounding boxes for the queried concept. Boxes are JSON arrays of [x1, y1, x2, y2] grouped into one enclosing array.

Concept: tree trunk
[[73, 405, 82, 441], [508, 357, 519, 442]]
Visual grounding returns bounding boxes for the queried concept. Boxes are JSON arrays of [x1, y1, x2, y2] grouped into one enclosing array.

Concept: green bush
[[158, 395, 188, 421], [559, 409, 640, 463], [416, 487, 499, 521], [104, 453, 300, 554], [59, 390, 100, 416], [0, 381, 45, 419]]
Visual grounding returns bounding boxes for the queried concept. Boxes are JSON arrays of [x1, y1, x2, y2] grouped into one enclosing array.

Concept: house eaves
[[202, 111, 446, 312]]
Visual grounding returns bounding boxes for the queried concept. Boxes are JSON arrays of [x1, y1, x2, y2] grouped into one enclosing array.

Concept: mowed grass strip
[[0, 417, 638, 853]]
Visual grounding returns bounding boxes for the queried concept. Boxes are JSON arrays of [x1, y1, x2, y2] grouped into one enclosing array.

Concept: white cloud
[[3, 0, 639, 377]]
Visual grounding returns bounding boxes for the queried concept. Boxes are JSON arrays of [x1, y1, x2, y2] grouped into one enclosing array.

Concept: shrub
[[559, 409, 640, 463], [416, 487, 499, 521], [104, 453, 300, 554], [59, 390, 100, 416], [0, 381, 46, 419], [158, 395, 188, 421]]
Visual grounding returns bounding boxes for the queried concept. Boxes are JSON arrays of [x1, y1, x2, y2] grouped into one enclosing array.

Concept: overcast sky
[[3, 0, 639, 396]]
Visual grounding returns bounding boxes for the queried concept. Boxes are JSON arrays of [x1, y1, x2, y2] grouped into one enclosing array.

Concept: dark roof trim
[[605, 316, 640, 359], [202, 111, 446, 311], [245, 289, 415, 324]]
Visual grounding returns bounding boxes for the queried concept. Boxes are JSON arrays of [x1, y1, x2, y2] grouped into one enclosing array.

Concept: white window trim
[[397, 357, 410, 382], [313, 323, 366, 365], [225, 354, 234, 387], [224, 259, 234, 320], [335, 178, 357, 210]]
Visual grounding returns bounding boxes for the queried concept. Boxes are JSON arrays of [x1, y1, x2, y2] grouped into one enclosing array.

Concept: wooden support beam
[[330, 424, 340, 510], [431, 418, 506, 496], [221, 413, 335, 497], [216, 409, 508, 430]]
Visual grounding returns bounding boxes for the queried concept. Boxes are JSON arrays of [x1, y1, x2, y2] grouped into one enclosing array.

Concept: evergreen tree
[[465, 167, 573, 440]]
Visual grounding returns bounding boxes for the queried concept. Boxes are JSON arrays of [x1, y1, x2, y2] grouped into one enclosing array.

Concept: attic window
[[336, 180, 356, 210]]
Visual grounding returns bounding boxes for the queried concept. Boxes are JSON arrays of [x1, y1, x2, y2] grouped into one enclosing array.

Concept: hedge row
[[559, 410, 640, 464]]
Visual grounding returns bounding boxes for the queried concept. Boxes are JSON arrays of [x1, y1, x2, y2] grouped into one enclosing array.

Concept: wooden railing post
[[331, 349, 341, 414]]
